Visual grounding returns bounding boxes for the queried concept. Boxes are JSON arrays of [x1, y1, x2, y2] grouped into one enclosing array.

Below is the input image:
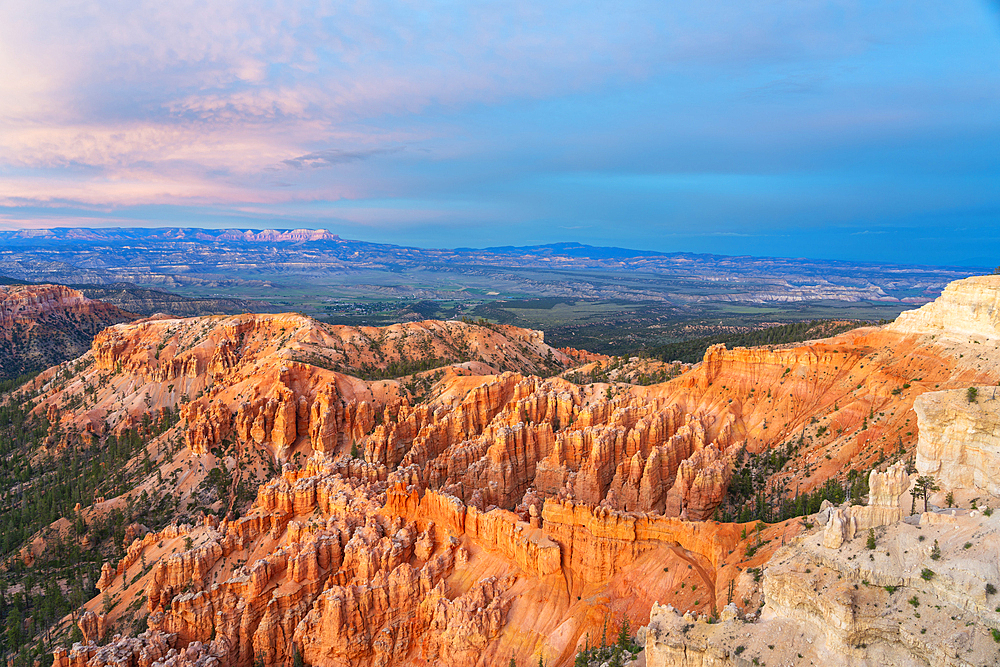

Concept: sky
[[0, 1, 998, 266]]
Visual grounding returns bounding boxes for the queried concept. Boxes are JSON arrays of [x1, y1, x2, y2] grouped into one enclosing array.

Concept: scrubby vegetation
[[715, 444, 871, 524], [571, 618, 641, 667], [647, 320, 867, 364], [0, 379, 180, 664]]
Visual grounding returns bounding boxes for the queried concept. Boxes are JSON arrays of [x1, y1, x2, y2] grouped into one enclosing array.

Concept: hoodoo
[[5, 275, 1000, 667]]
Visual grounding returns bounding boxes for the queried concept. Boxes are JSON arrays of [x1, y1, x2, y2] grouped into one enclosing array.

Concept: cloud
[[0, 0, 997, 265], [282, 146, 403, 169]]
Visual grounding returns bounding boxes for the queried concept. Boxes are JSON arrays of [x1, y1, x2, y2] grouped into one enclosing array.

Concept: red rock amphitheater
[[11, 276, 1000, 667]]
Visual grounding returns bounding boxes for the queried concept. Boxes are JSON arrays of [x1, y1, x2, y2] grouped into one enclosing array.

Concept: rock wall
[[0, 284, 130, 330], [646, 509, 1000, 667], [822, 461, 909, 549], [889, 275, 1000, 339], [914, 388, 1000, 496], [541, 499, 745, 582], [0, 283, 135, 377]]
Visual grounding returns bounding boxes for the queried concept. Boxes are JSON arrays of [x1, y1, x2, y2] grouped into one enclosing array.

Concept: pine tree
[[617, 618, 630, 649], [914, 475, 939, 513], [6, 606, 23, 651], [599, 615, 608, 654]]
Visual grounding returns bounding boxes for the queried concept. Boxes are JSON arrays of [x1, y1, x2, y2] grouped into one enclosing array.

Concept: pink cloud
[[0, 0, 987, 223]]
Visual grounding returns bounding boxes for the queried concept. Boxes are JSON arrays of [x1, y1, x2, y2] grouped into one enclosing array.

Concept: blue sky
[[0, 1, 998, 265]]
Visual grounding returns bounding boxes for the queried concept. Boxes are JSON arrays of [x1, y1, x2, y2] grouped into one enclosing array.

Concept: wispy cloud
[[0, 1, 998, 264], [282, 147, 404, 169]]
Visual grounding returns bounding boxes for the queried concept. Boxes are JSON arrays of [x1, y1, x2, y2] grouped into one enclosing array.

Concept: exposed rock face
[[867, 461, 909, 508], [915, 388, 1000, 496], [68, 448, 789, 667], [77, 611, 108, 644], [36, 275, 1000, 667], [889, 275, 1000, 339], [37, 311, 745, 523], [823, 461, 908, 549], [0, 284, 115, 329], [53, 632, 220, 667], [646, 508, 1000, 667], [0, 283, 134, 379], [822, 507, 856, 549]]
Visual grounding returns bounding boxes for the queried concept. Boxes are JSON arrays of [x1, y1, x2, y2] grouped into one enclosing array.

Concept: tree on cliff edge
[[914, 475, 940, 514]]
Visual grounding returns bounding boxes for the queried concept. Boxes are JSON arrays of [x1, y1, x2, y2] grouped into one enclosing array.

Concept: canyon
[[0, 283, 136, 380], [643, 276, 1000, 667], [4, 275, 1000, 667]]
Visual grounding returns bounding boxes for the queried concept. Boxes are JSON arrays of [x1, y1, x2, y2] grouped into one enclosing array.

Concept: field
[[0, 229, 970, 355]]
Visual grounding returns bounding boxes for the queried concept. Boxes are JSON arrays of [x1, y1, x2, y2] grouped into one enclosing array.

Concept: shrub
[[987, 583, 997, 596], [930, 540, 941, 560], [866, 529, 876, 550], [968, 387, 979, 403], [920, 568, 935, 581], [908, 596, 920, 608], [992, 628, 1000, 643]]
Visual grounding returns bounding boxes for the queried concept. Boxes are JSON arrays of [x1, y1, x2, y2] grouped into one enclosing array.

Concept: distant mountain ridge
[[0, 227, 982, 271], [0, 227, 984, 308], [0, 227, 340, 244]]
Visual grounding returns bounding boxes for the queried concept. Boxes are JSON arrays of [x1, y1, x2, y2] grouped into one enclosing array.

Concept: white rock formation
[[889, 275, 1000, 339], [645, 511, 1000, 667], [822, 507, 856, 549], [867, 461, 909, 507], [915, 388, 1000, 496], [823, 461, 908, 549]]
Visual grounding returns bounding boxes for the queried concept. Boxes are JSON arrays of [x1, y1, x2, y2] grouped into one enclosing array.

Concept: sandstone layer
[[0, 283, 135, 378], [645, 506, 1000, 667], [915, 388, 1000, 497], [889, 275, 1000, 339], [18, 275, 1000, 667]]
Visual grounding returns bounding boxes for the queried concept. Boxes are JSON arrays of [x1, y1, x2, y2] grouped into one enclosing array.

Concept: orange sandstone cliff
[[16, 277, 1000, 667], [0, 283, 136, 377]]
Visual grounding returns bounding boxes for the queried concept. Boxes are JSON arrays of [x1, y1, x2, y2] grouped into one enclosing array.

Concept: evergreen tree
[[914, 475, 939, 513], [6, 606, 23, 651], [617, 618, 630, 649]]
